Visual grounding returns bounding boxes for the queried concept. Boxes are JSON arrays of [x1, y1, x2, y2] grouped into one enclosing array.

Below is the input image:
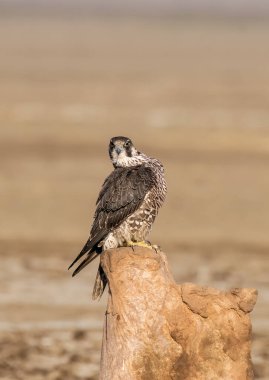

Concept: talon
[[152, 244, 160, 253], [126, 241, 135, 251]]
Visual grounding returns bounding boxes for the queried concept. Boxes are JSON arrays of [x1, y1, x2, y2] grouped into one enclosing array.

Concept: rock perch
[[99, 247, 257, 380]]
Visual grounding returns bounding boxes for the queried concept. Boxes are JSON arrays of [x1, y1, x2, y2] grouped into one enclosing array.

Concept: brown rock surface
[[100, 247, 257, 380]]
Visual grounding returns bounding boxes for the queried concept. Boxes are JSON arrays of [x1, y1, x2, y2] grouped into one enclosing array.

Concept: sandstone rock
[[99, 247, 257, 380]]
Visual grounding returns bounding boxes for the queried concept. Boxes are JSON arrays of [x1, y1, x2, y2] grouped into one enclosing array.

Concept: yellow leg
[[126, 241, 160, 251]]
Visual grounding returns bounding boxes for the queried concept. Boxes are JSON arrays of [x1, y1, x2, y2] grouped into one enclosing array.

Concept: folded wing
[[69, 165, 155, 276]]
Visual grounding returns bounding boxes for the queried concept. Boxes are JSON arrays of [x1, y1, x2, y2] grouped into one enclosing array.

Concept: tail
[[68, 230, 107, 276], [92, 264, 107, 300]]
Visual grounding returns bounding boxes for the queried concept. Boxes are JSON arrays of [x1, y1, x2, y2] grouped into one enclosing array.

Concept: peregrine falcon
[[69, 136, 167, 299]]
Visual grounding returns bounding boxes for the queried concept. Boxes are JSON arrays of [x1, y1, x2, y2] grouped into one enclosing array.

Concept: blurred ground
[[0, 12, 269, 380]]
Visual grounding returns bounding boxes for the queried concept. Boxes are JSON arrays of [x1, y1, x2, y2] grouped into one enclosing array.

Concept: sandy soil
[[0, 13, 269, 379]]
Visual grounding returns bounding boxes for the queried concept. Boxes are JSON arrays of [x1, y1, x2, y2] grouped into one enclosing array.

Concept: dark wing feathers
[[69, 164, 155, 275], [71, 251, 99, 277], [68, 229, 107, 271]]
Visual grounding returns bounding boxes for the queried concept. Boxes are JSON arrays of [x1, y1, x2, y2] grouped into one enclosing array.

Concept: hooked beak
[[115, 147, 122, 155]]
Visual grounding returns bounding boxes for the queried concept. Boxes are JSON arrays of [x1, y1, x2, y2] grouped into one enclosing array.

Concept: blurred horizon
[[1, 0, 269, 17]]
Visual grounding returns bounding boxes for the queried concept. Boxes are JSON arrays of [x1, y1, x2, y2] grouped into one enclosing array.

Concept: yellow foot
[[126, 241, 160, 252]]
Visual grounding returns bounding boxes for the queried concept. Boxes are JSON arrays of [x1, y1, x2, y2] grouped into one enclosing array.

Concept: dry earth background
[[0, 7, 269, 380]]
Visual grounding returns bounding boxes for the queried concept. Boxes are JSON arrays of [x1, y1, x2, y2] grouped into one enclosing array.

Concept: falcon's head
[[109, 136, 143, 168]]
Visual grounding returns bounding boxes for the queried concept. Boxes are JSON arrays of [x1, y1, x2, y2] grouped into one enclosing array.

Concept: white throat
[[114, 153, 147, 168]]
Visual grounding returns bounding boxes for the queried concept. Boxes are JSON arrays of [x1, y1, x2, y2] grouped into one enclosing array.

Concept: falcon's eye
[[124, 140, 131, 148], [109, 141, 114, 148]]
